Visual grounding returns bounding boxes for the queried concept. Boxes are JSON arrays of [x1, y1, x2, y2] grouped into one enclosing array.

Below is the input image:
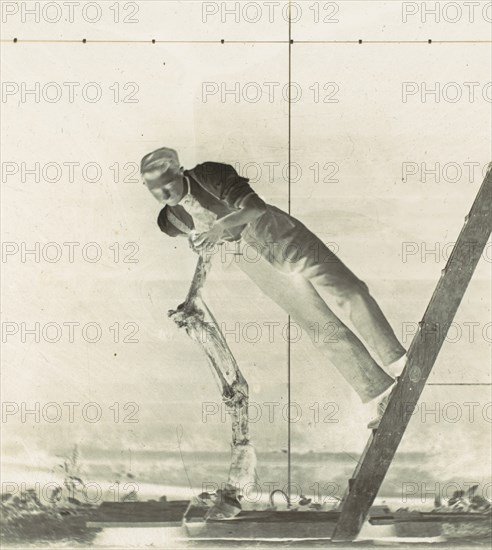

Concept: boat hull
[[184, 506, 340, 540]]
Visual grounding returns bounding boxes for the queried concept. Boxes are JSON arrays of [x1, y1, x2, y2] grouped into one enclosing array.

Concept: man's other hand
[[192, 223, 224, 249]]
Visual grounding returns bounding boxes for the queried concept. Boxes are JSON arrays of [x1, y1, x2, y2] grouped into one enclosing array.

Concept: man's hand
[[192, 223, 224, 250]]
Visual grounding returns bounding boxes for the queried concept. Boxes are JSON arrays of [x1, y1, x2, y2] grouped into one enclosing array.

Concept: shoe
[[387, 353, 408, 378], [367, 378, 399, 430]]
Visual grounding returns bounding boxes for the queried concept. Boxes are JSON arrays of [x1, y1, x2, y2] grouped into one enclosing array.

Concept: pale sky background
[[1, 1, 491, 485]]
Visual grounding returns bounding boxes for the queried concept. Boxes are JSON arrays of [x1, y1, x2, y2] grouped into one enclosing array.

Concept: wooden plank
[[86, 521, 183, 528], [332, 167, 492, 542], [89, 500, 190, 524]]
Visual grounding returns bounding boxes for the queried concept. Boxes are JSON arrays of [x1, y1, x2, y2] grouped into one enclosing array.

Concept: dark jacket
[[157, 162, 258, 240]]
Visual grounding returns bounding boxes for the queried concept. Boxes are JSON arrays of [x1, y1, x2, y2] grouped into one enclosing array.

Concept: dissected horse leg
[[168, 255, 257, 518]]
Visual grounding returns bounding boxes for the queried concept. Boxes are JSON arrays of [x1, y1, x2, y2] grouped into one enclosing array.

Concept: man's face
[[143, 164, 185, 207]]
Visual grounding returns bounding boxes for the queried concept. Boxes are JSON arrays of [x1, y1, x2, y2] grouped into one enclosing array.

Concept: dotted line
[[5, 38, 492, 44]]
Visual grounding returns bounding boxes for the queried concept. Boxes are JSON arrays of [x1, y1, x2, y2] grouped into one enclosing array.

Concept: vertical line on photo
[[288, 5, 292, 217], [287, 0, 293, 507]]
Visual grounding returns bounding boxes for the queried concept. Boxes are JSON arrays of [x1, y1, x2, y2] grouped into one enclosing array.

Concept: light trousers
[[233, 206, 406, 403]]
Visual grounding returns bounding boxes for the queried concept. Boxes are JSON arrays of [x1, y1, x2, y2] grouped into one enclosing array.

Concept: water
[[1, 449, 490, 549]]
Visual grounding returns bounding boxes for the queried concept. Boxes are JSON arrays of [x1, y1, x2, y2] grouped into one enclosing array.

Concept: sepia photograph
[[1, 1, 491, 548]]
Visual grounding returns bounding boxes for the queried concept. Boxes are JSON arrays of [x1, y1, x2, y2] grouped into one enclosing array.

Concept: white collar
[[178, 175, 191, 204]]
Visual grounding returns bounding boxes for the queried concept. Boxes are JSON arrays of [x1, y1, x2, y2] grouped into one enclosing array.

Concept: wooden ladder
[[331, 165, 492, 542]]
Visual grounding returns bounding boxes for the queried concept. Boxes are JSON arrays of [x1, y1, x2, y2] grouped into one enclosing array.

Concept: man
[[141, 147, 407, 428]]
